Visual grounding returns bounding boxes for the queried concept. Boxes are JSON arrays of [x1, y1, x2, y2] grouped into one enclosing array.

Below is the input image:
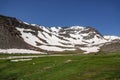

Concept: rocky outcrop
[[0, 15, 36, 50], [100, 42, 120, 52]]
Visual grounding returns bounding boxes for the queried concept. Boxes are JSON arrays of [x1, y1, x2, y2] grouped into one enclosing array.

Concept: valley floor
[[0, 53, 120, 80]]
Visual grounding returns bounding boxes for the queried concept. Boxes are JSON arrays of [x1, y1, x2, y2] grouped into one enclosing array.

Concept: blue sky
[[0, 0, 120, 36]]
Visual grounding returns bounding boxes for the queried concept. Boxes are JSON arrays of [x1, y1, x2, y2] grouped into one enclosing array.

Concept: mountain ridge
[[0, 15, 120, 54]]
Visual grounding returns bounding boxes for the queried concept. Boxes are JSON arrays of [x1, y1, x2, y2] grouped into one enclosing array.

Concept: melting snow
[[39, 45, 75, 51], [23, 29, 35, 32], [85, 35, 107, 45], [70, 26, 84, 30], [11, 59, 32, 62], [16, 28, 46, 46], [104, 35, 120, 41], [31, 24, 38, 26], [50, 27, 61, 33], [41, 32, 73, 47], [40, 26, 50, 33], [15, 25, 120, 54], [23, 22, 30, 25], [0, 49, 43, 54], [80, 46, 100, 54]]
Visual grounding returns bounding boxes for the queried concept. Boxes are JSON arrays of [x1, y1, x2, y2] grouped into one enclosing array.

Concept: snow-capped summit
[[50, 27, 61, 33], [69, 26, 84, 30], [104, 35, 120, 41], [0, 15, 120, 54]]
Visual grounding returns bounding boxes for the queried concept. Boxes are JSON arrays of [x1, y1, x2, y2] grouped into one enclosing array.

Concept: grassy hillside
[[0, 53, 120, 80]]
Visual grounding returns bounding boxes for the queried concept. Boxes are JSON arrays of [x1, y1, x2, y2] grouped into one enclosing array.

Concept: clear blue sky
[[0, 0, 120, 36]]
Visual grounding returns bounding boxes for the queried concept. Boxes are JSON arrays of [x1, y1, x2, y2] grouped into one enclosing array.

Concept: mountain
[[0, 15, 120, 54]]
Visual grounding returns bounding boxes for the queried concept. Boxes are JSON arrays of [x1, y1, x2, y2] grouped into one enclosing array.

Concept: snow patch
[[23, 29, 35, 32], [11, 59, 32, 62], [50, 27, 61, 33], [70, 26, 84, 30], [31, 24, 38, 26], [23, 22, 30, 25], [16, 28, 46, 46], [0, 49, 43, 54], [80, 46, 100, 54], [40, 26, 50, 33], [41, 32, 72, 47], [104, 35, 120, 41], [39, 45, 75, 51]]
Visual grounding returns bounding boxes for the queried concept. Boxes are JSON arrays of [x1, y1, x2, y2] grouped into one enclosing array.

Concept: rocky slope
[[0, 15, 120, 54]]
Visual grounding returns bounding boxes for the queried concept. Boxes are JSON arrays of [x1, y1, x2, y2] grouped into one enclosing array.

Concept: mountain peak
[[0, 15, 120, 54], [69, 26, 84, 29]]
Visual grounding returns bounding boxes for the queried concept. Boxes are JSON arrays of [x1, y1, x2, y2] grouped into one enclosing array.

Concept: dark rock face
[[0, 15, 32, 49], [82, 27, 103, 40]]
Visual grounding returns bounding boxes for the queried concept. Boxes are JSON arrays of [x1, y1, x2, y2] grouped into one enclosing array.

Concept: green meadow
[[0, 53, 120, 80]]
